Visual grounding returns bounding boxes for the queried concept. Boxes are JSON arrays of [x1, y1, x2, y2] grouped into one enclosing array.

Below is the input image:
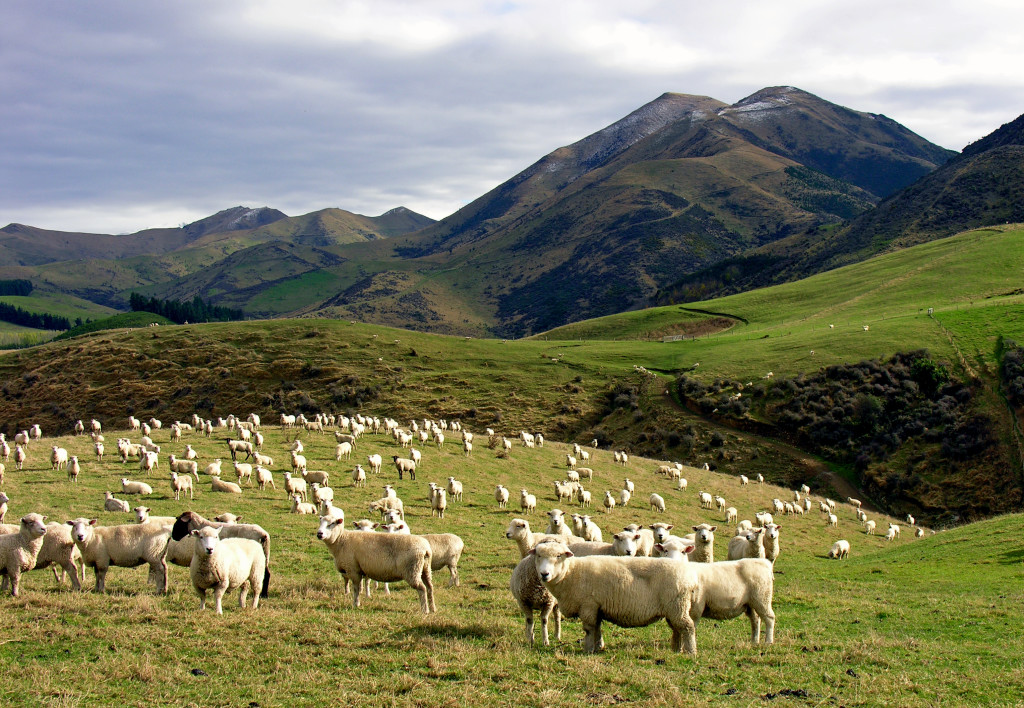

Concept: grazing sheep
[[575, 467, 594, 481], [316, 515, 435, 613], [169, 512, 271, 598], [302, 469, 329, 487], [0, 513, 48, 596], [291, 494, 318, 515], [510, 550, 561, 645], [827, 514, 838, 528], [847, 497, 862, 509], [520, 489, 537, 515], [649, 493, 666, 513], [212, 476, 243, 494], [168, 455, 200, 481], [865, 520, 876, 535], [121, 478, 153, 496], [368, 496, 405, 520], [102, 491, 130, 513], [446, 477, 463, 502], [422, 532, 464, 588], [170, 472, 194, 501], [530, 541, 698, 654], [189, 526, 265, 614], [828, 540, 850, 559], [66, 517, 172, 594], [888, 523, 901, 539]]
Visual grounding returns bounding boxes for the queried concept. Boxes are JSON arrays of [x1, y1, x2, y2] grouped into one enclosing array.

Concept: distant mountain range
[[3, 86, 1020, 336]]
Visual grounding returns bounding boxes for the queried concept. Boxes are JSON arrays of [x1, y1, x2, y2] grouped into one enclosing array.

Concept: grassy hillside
[[51, 312, 175, 341], [0, 293, 117, 322], [2, 422, 1021, 706]]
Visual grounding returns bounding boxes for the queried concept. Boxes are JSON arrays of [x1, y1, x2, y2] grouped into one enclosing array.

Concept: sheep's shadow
[[393, 622, 499, 641], [997, 548, 1024, 565]]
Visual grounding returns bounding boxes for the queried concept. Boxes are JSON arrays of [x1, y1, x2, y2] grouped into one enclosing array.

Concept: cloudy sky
[[2, 0, 1021, 234]]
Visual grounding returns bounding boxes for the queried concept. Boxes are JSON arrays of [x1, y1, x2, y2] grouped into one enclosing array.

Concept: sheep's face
[[765, 524, 780, 541], [693, 524, 716, 543], [67, 518, 96, 543], [22, 513, 47, 537], [650, 523, 674, 542], [531, 542, 572, 583], [134, 507, 149, 523], [612, 532, 640, 557], [505, 519, 528, 539], [316, 516, 343, 539]]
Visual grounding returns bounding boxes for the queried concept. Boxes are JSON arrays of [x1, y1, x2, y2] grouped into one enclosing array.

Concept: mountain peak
[[183, 206, 288, 238]]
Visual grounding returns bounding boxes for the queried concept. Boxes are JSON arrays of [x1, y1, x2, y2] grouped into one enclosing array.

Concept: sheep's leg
[[238, 581, 249, 609], [154, 557, 168, 595], [448, 562, 458, 588], [94, 566, 108, 593], [423, 566, 435, 613], [9, 568, 22, 597], [553, 606, 562, 641], [525, 609, 536, 645], [196, 587, 207, 610], [213, 583, 227, 615], [352, 573, 364, 608], [61, 559, 81, 591]]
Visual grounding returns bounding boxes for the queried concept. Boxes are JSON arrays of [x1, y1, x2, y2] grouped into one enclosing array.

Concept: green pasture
[[0, 422, 1020, 706]]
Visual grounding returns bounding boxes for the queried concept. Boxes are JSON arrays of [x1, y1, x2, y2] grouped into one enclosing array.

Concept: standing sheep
[[170, 472, 194, 501], [649, 493, 666, 513], [0, 513, 48, 596], [510, 545, 561, 645], [495, 485, 510, 508], [828, 540, 850, 559], [66, 518, 171, 594], [530, 541, 698, 654], [189, 526, 265, 614], [520, 489, 537, 515]]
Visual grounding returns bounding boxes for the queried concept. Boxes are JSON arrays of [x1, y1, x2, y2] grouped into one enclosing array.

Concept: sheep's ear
[[633, 534, 641, 541], [527, 547, 536, 556], [653, 543, 663, 552], [66, 520, 75, 526], [562, 550, 574, 558], [709, 526, 717, 532], [373, 523, 381, 529], [190, 529, 200, 537], [692, 526, 700, 532], [665, 525, 673, 531], [89, 519, 98, 526], [682, 544, 695, 554], [774, 524, 781, 530]]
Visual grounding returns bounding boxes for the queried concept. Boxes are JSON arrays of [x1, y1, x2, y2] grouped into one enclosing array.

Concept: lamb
[[169, 511, 271, 597], [255, 466, 275, 491], [649, 493, 666, 513], [0, 521, 85, 592], [827, 513, 838, 528], [189, 526, 265, 614], [66, 517, 172, 593], [212, 476, 243, 494], [291, 494, 318, 515], [50, 446, 69, 471], [121, 478, 153, 495], [698, 491, 713, 509], [283, 472, 307, 501], [392, 456, 417, 480], [603, 491, 616, 513], [888, 523, 901, 539], [0, 513, 48, 596], [446, 476, 464, 502], [510, 549, 562, 645], [865, 519, 876, 534], [170, 472, 194, 501], [530, 540, 698, 654], [430, 488, 448, 518], [367, 454, 383, 475], [520, 489, 537, 514], [545, 509, 575, 539], [828, 539, 850, 559], [316, 515, 435, 613]]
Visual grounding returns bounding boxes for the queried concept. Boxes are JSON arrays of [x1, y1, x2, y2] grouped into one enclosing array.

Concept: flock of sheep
[[0, 408, 926, 653]]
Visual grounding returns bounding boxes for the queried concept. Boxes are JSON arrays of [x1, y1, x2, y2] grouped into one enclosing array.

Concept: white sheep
[[827, 513, 838, 528], [906, 514, 916, 526], [291, 494, 318, 515], [603, 491, 616, 514], [544, 509, 575, 539], [138, 450, 159, 474], [366, 454, 383, 475], [683, 557, 776, 648], [581, 515, 603, 543], [67, 456, 81, 482], [739, 475, 748, 485], [727, 528, 766, 560], [888, 523, 901, 539], [0, 513, 48, 596], [255, 466, 275, 491], [283, 472, 307, 501], [352, 465, 367, 488], [677, 477, 688, 491], [623, 478, 634, 494], [102, 491, 130, 513], [168, 455, 200, 481], [446, 477, 464, 502], [212, 476, 243, 494], [0, 521, 85, 592], [618, 488, 632, 508], [392, 456, 417, 480], [916, 527, 925, 538], [233, 462, 253, 486], [494, 485, 510, 508], [828, 540, 850, 559], [520, 489, 537, 514], [505, 518, 561, 558], [50, 446, 69, 471], [0, 492, 7, 523], [698, 491, 713, 509], [865, 519, 876, 534], [847, 496, 862, 509], [430, 488, 448, 518], [725, 507, 738, 524], [688, 524, 717, 563], [13, 445, 26, 471], [316, 515, 435, 613], [621, 524, 655, 557], [649, 493, 666, 513], [421, 532, 464, 588], [121, 478, 153, 496], [368, 496, 404, 520], [66, 517, 171, 593], [168, 512, 271, 598], [189, 526, 265, 614], [510, 550, 561, 645], [530, 540, 698, 654]]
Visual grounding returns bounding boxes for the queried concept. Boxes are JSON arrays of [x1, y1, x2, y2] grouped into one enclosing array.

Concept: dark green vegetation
[[0, 300, 70, 331], [1, 421, 1021, 707], [128, 293, 244, 325]]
